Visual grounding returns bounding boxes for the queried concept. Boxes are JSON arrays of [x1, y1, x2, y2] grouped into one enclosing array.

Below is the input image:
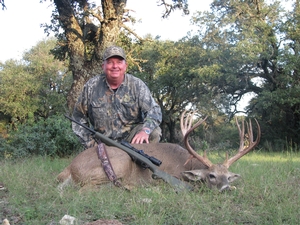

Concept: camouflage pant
[[125, 124, 162, 143]]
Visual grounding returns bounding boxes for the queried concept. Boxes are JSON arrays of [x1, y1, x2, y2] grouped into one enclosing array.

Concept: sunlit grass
[[0, 151, 299, 224], [243, 151, 300, 162]]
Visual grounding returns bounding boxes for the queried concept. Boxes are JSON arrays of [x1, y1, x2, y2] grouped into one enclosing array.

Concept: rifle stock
[[65, 115, 193, 191]]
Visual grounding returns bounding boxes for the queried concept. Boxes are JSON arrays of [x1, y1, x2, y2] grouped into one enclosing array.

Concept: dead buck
[[57, 111, 261, 191]]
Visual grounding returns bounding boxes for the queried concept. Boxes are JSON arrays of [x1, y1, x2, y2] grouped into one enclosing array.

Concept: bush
[[0, 114, 82, 159]]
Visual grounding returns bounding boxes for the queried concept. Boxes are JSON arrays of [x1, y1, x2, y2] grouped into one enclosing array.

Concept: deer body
[[58, 112, 260, 191], [57, 143, 240, 190], [58, 143, 201, 186]]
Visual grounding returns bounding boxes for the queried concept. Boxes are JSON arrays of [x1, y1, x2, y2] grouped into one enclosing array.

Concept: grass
[[0, 151, 300, 225]]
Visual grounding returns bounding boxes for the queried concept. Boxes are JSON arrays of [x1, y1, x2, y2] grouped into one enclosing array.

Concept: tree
[[248, 1, 300, 146], [190, 0, 300, 147], [42, 0, 190, 110], [0, 38, 71, 125], [22, 39, 72, 118], [129, 38, 223, 142], [0, 59, 39, 124]]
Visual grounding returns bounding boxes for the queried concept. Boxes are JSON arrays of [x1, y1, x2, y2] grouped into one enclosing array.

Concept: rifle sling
[[96, 140, 122, 188]]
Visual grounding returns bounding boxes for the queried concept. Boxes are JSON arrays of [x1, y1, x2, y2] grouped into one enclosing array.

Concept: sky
[[0, 0, 211, 62]]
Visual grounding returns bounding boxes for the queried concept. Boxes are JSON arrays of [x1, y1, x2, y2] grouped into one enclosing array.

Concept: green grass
[[0, 151, 299, 225]]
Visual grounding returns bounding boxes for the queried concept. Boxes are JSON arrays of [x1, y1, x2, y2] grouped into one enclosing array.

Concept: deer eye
[[209, 173, 216, 180]]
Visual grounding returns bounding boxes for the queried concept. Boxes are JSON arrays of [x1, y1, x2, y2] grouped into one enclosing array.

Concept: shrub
[[0, 114, 82, 159]]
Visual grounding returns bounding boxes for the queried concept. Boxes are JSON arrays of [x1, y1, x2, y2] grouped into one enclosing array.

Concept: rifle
[[120, 140, 162, 168], [65, 115, 193, 191]]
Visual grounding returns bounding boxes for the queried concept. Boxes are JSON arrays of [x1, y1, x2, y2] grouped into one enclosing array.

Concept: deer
[[57, 111, 261, 192]]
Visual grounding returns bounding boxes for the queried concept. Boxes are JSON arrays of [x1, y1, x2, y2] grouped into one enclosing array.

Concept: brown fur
[[57, 143, 240, 191]]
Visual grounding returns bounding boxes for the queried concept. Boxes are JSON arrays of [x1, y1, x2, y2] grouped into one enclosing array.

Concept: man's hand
[[131, 128, 150, 144]]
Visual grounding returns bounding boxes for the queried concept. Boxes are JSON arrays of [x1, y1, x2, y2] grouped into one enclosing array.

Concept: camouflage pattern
[[103, 46, 126, 60], [72, 73, 162, 148]]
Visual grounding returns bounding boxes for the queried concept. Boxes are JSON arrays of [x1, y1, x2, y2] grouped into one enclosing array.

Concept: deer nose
[[219, 185, 237, 192], [219, 185, 231, 192]]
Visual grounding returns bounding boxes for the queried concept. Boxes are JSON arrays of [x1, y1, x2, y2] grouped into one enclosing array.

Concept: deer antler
[[223, 118, 261, 168], [180, 111, 212, 167]]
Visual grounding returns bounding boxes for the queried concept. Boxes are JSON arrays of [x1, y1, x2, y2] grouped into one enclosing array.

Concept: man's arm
[[140, 84, 162, 132], [131, 80, 162, 144], [72, 84, 95, 149]]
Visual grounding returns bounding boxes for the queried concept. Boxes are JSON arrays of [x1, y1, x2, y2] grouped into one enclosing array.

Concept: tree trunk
[[168, 119, 177, 143]]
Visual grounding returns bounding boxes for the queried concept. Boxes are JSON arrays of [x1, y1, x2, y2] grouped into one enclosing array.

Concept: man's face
[[102, 56, 127, 81]]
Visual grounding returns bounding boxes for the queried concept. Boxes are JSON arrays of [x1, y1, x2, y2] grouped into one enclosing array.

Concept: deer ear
[[181, 170, 207, 182], [228, 172, 241, 183]]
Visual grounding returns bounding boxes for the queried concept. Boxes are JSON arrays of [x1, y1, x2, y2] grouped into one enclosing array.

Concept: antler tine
[[180, 111, 212, 168], [236, 117, 245, 152], [223, 118, 261, 168], [180, 110, 195, 137]]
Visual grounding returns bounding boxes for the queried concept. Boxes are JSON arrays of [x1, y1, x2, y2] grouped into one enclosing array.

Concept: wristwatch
[[143, 128, 151, 135]]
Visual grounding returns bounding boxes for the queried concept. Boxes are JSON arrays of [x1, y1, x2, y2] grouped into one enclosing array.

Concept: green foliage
[[0, 38, 72, 126], [0, 114, 82, 158], [189, 0, 300, 147], [0, 60, 40, 122], [130, 39, 223, 142]]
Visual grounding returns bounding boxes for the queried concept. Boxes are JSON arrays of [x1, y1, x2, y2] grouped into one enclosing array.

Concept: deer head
[[180, 111, 261, 191]]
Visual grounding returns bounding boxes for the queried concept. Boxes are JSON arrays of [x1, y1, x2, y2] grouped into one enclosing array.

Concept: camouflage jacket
[[72, 73, 162, 147]]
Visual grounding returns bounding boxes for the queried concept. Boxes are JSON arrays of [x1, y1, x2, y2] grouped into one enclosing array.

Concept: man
[[72, 46, 162, 149]]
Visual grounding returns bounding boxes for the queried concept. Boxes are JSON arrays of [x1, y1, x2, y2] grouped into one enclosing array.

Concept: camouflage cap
[[103, 46, 126, 61]]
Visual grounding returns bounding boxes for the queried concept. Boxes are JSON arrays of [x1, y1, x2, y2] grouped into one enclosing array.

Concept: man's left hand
[[131, 130, 150, 144]]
